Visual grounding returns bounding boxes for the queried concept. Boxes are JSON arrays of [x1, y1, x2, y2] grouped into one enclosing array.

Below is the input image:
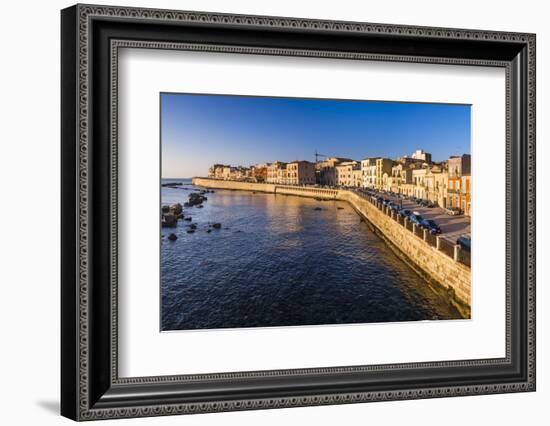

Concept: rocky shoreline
[[161, 188, 221, 241]]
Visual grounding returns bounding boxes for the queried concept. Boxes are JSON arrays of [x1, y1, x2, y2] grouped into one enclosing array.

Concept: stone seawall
[[192, 179, 276, 193], [192, 178, 470, 314], [275, 185, 339, 200], [340, 191, 470, 311]]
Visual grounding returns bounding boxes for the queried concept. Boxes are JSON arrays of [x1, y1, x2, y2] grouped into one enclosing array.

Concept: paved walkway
[[354, 189, 471, 243]]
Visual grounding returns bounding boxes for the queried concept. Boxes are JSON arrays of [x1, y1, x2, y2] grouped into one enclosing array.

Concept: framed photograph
[[61, 4, 536, 421]]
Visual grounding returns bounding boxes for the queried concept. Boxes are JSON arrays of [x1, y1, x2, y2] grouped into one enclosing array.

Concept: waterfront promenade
[[356, 189, 471, 245], [192, 177, 471, 316]]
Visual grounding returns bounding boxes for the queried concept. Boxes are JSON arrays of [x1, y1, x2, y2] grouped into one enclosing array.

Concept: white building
[[411, 149, 432, 163], [361, 158, 378, 188]]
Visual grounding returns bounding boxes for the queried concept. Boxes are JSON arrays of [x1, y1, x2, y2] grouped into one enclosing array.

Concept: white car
[[445, 207, 462, 216]]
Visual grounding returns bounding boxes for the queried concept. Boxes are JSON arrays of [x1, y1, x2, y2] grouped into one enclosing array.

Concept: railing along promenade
[[192, 178, 471, 315], [352, 189, 471, 268]]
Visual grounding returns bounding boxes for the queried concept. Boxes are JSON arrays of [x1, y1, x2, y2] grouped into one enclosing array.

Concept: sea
[[161, 178, 461, 331]]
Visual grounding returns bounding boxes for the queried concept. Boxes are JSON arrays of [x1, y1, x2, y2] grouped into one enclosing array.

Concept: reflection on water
[[161, 182, 461, 331]]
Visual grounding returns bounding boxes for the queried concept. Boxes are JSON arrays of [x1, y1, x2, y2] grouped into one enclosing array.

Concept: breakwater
[[192, 177, 471, 315]]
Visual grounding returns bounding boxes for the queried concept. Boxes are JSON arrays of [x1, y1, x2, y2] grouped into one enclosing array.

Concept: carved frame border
[[62, 3, 535, 421]]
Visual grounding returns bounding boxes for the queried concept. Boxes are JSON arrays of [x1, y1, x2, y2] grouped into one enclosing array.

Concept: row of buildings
[[207, 150, 471, 215]]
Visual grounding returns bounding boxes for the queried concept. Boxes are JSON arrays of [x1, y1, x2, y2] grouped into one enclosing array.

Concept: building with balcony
[[375, 158, 394, 189], [447, 176, 462, 209], [391, 163, 413, 193], [335, 161, 361, 187], [433, 171, 448, 208], [424, 168, 447, 206], [208, 164, 229, 179], [221, 166, 232, 180], [266, 161, 287, 184], [412, 168, 429, 199], [286, 161, 316, 185], [361, 158, 379, 188], [231, 166, 252, 181], [352, 168, 363, 188], [382, 172, 398, 193], [316, 157, 354, 186]]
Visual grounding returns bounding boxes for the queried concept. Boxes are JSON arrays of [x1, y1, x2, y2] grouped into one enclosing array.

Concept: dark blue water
[[161, 179, 461, 331]]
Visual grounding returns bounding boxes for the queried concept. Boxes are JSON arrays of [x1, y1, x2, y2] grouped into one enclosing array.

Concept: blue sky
[[161, 93, 471, 178]]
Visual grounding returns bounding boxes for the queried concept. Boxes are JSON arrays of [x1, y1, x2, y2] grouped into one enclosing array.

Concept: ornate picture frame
[[61, 4, 536, 421]]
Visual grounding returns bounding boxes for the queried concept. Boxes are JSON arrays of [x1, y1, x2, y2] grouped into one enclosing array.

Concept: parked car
[[445, 207, 462, 216], [456, 236, 471, 251], [422, 200, 436, 208], [420, 219, 442, 234], [387, 201, 399, 211], [398, 209, 412, 218], [408, 214, 423, 226]]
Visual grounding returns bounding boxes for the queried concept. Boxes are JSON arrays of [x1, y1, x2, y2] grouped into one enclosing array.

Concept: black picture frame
[[61, 4, 536, 421]]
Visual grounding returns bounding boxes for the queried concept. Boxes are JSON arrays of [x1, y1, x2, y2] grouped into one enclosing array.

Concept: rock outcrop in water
[[185, 192, 207, 207], [162, 188, 225, 238], [172, 203, 183, 215], [161, 203, 184, 228], [162, 190, 210, 228], [162, 213, 178, 228]]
